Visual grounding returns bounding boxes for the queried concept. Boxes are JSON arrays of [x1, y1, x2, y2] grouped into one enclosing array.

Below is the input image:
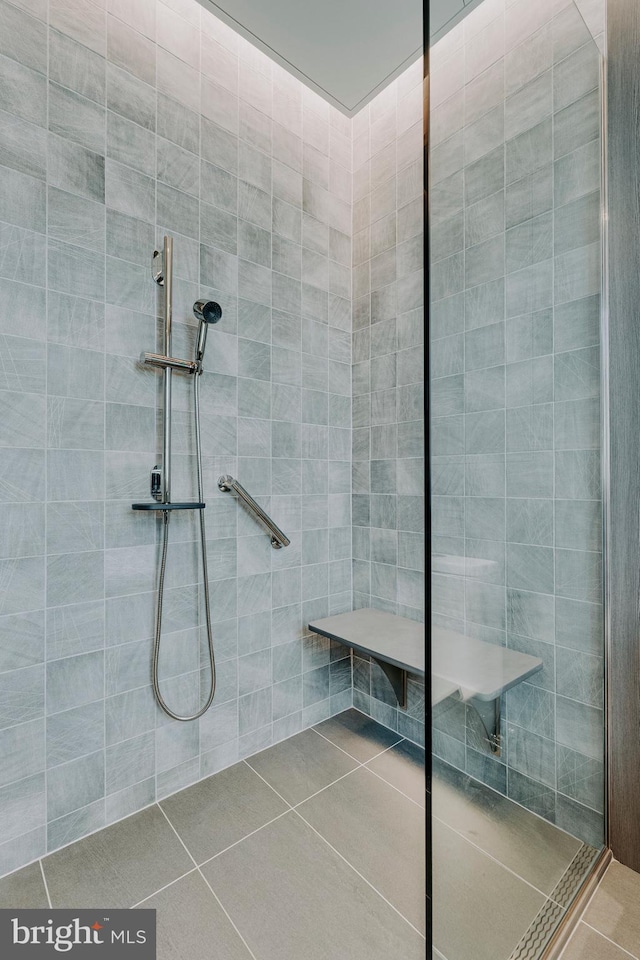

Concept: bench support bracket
[[373, 657, 408, 710], [467, 695, 501, 756]]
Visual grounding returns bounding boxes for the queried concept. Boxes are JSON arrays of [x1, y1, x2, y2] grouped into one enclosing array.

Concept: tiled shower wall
[[0, 0, 356, 876], [350, 62, 426, 747], [430, 0, 605, 845]]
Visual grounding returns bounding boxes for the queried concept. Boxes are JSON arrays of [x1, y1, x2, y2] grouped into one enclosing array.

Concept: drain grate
[[508, 899, 565, 960], [550, 843, 600, 909], [507, 842, 599, 960]]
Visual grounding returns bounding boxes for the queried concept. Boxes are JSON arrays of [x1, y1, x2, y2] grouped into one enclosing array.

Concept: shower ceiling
[[198, 0, 422, 115]]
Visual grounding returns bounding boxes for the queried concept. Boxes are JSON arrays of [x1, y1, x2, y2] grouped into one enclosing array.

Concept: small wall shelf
[[132, 502, 206, 511]]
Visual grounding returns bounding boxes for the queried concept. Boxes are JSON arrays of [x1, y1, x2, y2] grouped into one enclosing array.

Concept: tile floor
[[432, 759, 600, 960], [1, 706, 621, 960], [560, 860, 640, 960], [0, 709, 426, 960]]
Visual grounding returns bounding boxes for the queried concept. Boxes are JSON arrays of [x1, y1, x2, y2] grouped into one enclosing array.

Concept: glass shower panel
[[429, 0, 606, 957]]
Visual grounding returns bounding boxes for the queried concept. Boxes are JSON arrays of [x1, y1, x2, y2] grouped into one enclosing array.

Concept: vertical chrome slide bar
[[158, 236, 173, 503]]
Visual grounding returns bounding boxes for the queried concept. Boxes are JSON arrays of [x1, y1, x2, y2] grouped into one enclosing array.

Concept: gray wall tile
[[429, 0, 604, 843]]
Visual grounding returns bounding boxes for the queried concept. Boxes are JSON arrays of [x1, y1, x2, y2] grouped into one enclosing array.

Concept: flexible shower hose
[[152, 370, 216, 721]]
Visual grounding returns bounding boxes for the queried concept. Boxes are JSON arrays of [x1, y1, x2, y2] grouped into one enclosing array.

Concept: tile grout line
[[292, 807, 426, 940], [244, 736, 401, 811], [432, 947, 450, 960], [156, 790, 259, 960], [241, 758, 294, 807], [432, 813, 562, 905], [196, 867, 259, 960], [580, 922, 640, 960], [39, 859, 52, 909], [155, 803, 199, 867], [131, 867, 199, 909], [172, 737, 423, 875], [310, 722, 404, 759], [364, 762, 425, 810], [197, 809, 292, 868], [33, 727, 422, 926], [248, 732, 425, 812]]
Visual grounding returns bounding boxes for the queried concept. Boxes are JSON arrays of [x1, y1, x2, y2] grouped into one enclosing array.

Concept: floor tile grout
[[580, 921, 640, 960], [150, 805, 260, 960], [432, 813, 563, 905], [156, 803, 199, 869], [39, 859, 52, 909], [292, 806, 426, 940], [19, 718, 427, 956], [245, 740, 420, 820], [311, 723, 404, 762], [131, 867, 199, 909], [242, 758, 295, 808], [364, 763, 426, 810], [196, 867, 260, 960], [197, 809, 292, 869], [186, 742, 426, 942]]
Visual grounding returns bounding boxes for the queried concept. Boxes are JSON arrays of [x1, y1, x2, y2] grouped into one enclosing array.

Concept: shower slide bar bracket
[[218, 475, 290, 549]]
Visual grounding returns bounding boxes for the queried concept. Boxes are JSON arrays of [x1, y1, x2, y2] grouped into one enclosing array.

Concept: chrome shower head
[[193, 300, 222, 363], [193, 300, 222, 324]]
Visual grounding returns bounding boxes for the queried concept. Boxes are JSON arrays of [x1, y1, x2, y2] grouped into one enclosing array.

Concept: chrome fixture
[[132, 236, 223, 722], [141, 352, 199, 373], [218, 475, 290, 549], [193, 300, 222, 364]]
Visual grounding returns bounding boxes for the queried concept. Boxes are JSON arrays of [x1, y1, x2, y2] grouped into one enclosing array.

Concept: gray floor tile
[[433, 821, 545, 960], [42, 805, 193, 908], [202, 811, 425, 960], [160, 762, 288, 865], [432, 760, 581, 894], [245, 728, 358, 805], [136, 870, 253, 960], [366, 738, 426, 806], [583, 862, 640, 958], [298, 766, 426, 933], [560, 923, 633, 960], [0, 861, 48, 907], [314, 707, 402, 762]]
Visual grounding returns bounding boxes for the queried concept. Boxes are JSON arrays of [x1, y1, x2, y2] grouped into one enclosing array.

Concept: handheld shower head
[[193, 300, 222, 324], [193, 300, 222, 364]]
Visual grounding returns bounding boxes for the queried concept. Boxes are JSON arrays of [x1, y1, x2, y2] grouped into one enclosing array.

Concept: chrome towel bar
[[218, 475, 290, 549]]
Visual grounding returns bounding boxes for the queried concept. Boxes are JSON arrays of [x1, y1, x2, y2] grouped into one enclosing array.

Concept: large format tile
[[136, 871, 253, 960], [560, 924, 633, 960], [433, 820, 545, 960], [298, 766, 426, 933], [42, 805, 193, 908], [314, 707, 402, 762], [432, 760, 581, 894], [202, 811, 425, 960], [160, 762, 288, 865], [245, 728, 358, 805], [0, 860, 48, 907], [366, 738, 426, 807], [584, 861, 640, 958]]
